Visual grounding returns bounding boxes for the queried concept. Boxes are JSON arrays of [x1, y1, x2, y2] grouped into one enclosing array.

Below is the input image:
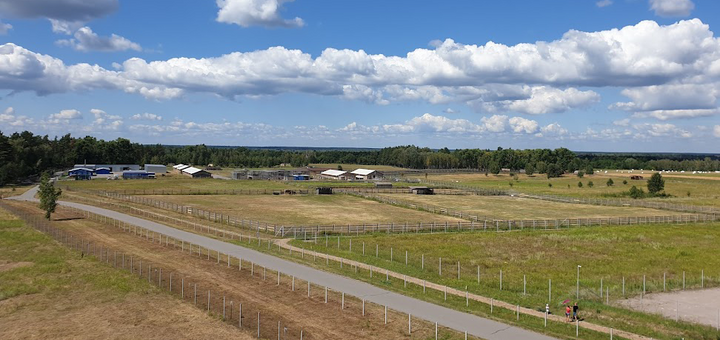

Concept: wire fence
[[0, 201, 490, 340], [64, 187, 720, 239]]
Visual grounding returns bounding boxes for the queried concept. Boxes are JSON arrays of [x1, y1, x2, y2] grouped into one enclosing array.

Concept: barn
[[68, 168, 94, 180], [350, 169, 382, 180], [182, 167, 212, 178], [320, 169, 348, 180]]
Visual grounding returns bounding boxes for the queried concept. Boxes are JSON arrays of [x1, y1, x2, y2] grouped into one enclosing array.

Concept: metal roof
[[176, 165, 190, 171], [173, 164, 186, 169], [183, 167, 205, 174], [320, 169, 347, 177], [69, 168, 94, 172], [350, 169, 376, 176]]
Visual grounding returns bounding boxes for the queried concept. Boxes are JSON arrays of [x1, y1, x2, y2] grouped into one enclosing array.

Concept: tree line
[[1, 130, 718, 186]]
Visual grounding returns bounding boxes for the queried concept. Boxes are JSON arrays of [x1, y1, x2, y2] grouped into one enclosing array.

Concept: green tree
[[577, 181, 583, 188], [585, 166, 594, 175], [623, 180, 628, 185], [576, 171, 584, 178], [38, 173, 62, 220], [489, 162, 501, 175], [588, 181, 594, 188], [647, 173, 665, 194], [606, 178, 614, 187], [628, 185, 645, 199], [524, 163, 535, 176]]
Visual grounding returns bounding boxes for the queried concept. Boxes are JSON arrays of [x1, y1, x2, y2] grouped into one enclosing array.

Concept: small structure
[[316, 187, 333, 195], [94, 167, 112, 175], [320, 169, 348, 180], [144, 164, 167, 174], [122, 170, 155, 179], [375, 182, 393, 188], [173, 164, 190, 174], [293, 174, 310, 181], [350, 169, 382, 180], [232, 169, 248, 180], [68, 168, 93, 180], [630, 175, 644, 180], [182, 167, 212, 178], [409, 186, 434, 195]]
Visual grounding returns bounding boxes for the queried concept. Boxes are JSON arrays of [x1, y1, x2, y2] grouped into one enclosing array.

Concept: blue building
[[68, 168, 94, 180], [122, 170, 156, 179], [95, 167, 112, 175], [293, 174, 310, 180]]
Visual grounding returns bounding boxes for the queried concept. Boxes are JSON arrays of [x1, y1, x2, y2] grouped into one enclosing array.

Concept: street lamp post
[[576, 265, 582, 299]]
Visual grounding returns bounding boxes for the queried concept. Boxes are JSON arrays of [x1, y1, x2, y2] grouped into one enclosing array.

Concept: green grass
[[0, 207, 157, 302], [289, 223, 720, 339], [418, 173, 720, 207]]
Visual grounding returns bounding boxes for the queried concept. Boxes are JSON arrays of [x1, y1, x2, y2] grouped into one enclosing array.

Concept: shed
[[69, 168, 94, 180], [182, 167, 212, 178], [320, 169, 348, 180], [145, 164, 167, 174], [409, 186, 434, 195], [350, 169, 382, 180], [122, 170, 155, 179], [316, 187, 333, 195], [293, 174, 310, 181]]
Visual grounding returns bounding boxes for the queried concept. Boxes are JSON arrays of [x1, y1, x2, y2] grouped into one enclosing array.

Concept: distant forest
[[1, 131, 719, 186]]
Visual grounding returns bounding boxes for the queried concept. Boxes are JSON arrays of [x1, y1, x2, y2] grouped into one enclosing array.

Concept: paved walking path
[[9, 187, 556, 340]]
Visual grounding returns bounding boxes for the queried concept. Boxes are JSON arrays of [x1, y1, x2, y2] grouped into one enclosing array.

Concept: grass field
[[290, 223, 720, 339], [145, 194, 463, 226], [419, 173, 720, 207], [376, 194, 681, 220], [0, 206, 248, 340], [0, 185, 32, 198]]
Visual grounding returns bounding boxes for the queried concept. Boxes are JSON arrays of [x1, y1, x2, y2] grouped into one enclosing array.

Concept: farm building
[[144, 164, 167, 174], [409, 186, 434, 195], [95, 167, 111, 175], [182, 167, 212, 178], [350, 169, 382, 180], [68, 168, 93, 180], [320, 169, 348, 180], [173, 164, 190, 174], [375, 182, 393, 188], [75, 164, 140, 172], [122, 170, 155, 179]]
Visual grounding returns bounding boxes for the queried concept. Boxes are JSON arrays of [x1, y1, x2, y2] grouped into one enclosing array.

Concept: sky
[[0, 0, 719, 152]]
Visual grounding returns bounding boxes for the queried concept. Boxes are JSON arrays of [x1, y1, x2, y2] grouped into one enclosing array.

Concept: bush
[[512, 174, 519, 181], [585, 166, 594, 175], [578, 181, 583, 188], [508, 182, 514, 187], [525, 163, 535, 176], [687, 191, 691, 197], [546, 163, 563, 179], [647, 173, 665, 194], [588, 181, 594, 188], [606, 178, 614, 186], [548, 183, 552, 188], [577, 171, 584, 178], [628, 185, 645, 199], [623, 180, 628, 185]]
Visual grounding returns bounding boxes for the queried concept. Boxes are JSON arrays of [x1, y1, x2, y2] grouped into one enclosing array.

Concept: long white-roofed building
[[350, 168, 382, 180], [319, 169, 348, 180]]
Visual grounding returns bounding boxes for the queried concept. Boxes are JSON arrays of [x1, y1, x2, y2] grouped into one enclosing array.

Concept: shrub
[[606, 178, 614, 187], [588, 181, 594, 188], [512, 174, 519, 181], [577, 171, 584, 178], [578, 181, 583, 188], [623, 180, 628, 185], [628, 185, 645, 199], [548, 183, 552, 188]]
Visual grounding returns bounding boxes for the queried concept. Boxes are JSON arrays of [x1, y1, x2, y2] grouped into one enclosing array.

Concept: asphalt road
[[10, 187, 556, 340]]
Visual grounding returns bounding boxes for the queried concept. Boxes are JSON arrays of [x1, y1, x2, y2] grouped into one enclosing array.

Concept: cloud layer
[[216, 0, 304, 28]]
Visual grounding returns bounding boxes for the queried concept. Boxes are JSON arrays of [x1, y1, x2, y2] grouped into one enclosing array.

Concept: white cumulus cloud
[[131, 112, 162, 121], [649, 0, 694, 17], [714, 125, 720, 138], [216, 0, 304, 28], [0, 20, 11, 35], [0, 107, 33, 127], [56, 26, 141, 52], [49, 109, 82, 120]]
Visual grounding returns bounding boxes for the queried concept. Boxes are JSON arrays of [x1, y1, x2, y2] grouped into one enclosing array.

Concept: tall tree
[[38, 173, 62, 220], [647, 172, 665, 194]]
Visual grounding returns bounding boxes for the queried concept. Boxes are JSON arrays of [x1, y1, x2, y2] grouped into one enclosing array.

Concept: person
[[573, 302, 579, 321], [565, 305, 571, 322]]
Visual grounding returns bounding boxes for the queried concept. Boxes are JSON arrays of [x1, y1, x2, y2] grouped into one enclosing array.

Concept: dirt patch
[[617, 287, 720, 328], [0, 261, 32, 273]]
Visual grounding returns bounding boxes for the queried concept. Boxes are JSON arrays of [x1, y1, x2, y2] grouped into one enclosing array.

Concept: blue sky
[[1, 0, 719, 152]]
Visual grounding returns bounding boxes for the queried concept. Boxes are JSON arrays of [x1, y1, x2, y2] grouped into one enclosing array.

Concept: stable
[[320, 169, 348, 180], [182, 167, 212, 178], [122, 170, 155, 179], [350, 168, 382, 180]]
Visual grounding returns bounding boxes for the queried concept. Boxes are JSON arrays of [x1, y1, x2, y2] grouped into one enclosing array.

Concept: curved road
[[9, 186, 556, 340]]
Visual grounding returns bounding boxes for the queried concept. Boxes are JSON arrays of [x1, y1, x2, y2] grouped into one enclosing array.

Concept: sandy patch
[[617, 287, 720, 328]]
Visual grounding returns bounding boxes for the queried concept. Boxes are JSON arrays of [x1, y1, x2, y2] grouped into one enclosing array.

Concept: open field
[[419, 173, 720, 207], [376, 194, 681, 220], [0, 186, 32, 199], [618, 287, 720, 328], [145, 194, 463, 226], [4, 201, 478, 340], [290, 223, 720, 339], [0, 206, 248, 340]]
